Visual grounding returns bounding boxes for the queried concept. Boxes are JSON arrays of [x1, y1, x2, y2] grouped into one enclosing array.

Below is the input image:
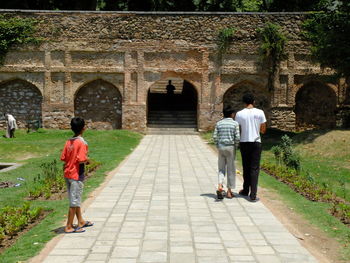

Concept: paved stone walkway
[[42, 135, 317, 263]]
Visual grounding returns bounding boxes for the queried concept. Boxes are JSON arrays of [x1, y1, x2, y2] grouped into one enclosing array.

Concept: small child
[[61, 117, 93, 233], [213, 107, 240, 199]]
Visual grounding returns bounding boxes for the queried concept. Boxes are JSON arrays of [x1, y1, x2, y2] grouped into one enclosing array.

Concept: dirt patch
[[0, 210, 50, 254], [296, 130, 350, 159], [259, 187, 345, 263], [0, 181, 16, 188]]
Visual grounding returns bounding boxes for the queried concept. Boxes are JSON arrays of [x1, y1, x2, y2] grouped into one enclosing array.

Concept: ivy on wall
[[0, 15, 39, 64], [217, 27, 236, 54], [257, 22, 287, 92]]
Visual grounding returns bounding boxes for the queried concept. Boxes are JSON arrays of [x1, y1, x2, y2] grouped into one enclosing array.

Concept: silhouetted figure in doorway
[[166, 80, 175, 95], [166, 80, 176, 109]]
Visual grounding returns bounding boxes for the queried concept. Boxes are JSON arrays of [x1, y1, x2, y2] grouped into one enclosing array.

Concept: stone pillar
[[198, 49, 220, 132], [123, 51, 132, 103], [42, 50, 73, 129], [121, 51, 147, 132]]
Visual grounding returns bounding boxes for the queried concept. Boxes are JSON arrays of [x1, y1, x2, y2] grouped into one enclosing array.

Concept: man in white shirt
[[235, 94, 266, 202]]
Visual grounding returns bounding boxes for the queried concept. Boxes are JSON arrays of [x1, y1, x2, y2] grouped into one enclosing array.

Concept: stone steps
[[147, 110, 197, 129], [147, 110, 198, 134], [147, 128, 199, 135]]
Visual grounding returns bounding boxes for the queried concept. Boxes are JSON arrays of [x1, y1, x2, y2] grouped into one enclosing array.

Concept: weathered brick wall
[[0, 11, 348, 132], [0, 79, 42, 129]]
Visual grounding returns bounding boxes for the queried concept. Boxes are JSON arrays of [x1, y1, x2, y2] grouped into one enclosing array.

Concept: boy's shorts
[[65, 178, 83, 207]]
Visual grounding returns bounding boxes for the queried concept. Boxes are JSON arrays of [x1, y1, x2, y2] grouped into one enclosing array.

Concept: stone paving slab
[[41, 135, 318, 263]]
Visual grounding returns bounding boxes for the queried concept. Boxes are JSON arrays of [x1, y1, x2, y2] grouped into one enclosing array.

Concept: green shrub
[[271, 135, 301, 171], [28, 159, 65, 199], [0, 203, 43, 241], [28, 158, 100, 199], [332, 202, 350, 225], [28, 207, 43, 222], [0, 227, 5, 241]]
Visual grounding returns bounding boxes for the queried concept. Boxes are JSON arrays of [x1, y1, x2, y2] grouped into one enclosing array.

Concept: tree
[[303, 0, 350, 78], [268, 0, 319, 11], [197, 0, 241, 11], [0, 0, 98, 10]]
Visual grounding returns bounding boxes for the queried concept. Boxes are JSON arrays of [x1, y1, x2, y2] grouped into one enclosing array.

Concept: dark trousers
[[240, 142, 262, 199], [10, 128, 15, 138]]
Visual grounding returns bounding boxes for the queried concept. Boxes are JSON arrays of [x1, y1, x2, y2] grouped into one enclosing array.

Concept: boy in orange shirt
[[61, 117, 93, 233]]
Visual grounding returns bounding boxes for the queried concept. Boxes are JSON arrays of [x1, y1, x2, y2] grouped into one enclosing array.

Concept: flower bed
[[262, 161, 350, 225], [28, 159, 101, 200]]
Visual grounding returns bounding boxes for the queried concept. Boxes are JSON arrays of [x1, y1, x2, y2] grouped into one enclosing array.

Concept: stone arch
[[295, 81, 337, 129], [0, 78, 43, 128], [74, 79, 122, 129], [223, 81, 271, 121]]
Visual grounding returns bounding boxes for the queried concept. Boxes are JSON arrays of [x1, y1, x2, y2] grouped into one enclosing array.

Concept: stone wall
[[0, 11, 349, 132], [0, 79, 43, 129]]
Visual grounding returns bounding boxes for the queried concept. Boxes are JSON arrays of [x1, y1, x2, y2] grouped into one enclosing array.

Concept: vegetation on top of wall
[[217, 27, 236, 54], [0, 15, 39, 64], [257, 22, 287, 92], [0, 0, 327, 12]]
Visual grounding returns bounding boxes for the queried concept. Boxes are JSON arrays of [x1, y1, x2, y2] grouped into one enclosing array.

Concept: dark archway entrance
[[295, 82, 337, 129], [223, 82, 270, 123], [147, 78, 197, 129], [74, 79, 122, 129]]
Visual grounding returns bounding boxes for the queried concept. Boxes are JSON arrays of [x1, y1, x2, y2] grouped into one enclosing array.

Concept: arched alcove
[[147, 78, 198, 129], [223, 82, 270, 121], [295, 82, 337, 129], [0, 79, 43, 128], [74, 79, 122, 129]]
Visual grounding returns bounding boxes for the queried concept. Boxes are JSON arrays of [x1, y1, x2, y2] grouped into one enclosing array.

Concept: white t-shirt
[[235, 108, 266, 143]]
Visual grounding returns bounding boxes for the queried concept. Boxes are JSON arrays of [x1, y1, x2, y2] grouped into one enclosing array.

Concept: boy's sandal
[[216, 190, 224, 200], [65, 227, 86, 234], [83, 221, 94, 228]]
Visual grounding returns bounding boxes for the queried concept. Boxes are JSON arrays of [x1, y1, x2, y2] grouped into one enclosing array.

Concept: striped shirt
[[213, 118, 240, 148]]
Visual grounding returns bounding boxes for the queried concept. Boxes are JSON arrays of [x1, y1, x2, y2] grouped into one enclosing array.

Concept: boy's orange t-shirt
[[60, 137, 88, 181]]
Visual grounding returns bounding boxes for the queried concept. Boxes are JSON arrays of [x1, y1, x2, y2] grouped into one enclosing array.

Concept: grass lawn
[[0, 129, 142, 263], [201, 128, 350, 260]]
